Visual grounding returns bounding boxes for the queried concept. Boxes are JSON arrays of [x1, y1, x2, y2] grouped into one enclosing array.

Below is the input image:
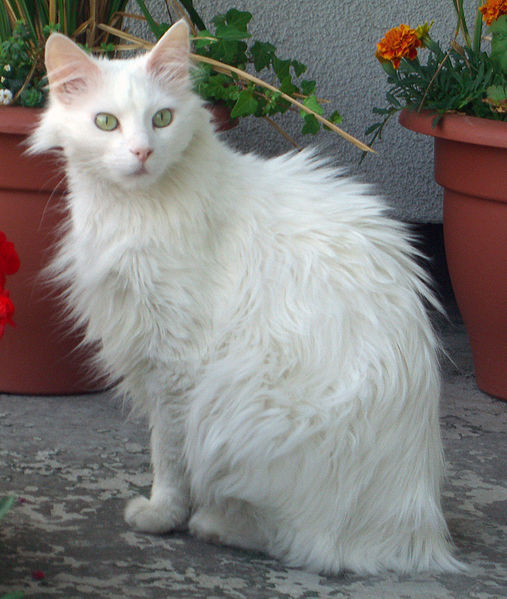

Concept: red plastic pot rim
[[0, 106, 43, 135], [399, 109, 507, 149]]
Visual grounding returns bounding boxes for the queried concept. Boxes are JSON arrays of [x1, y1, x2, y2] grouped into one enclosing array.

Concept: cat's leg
[[125, 398, 189, 534], [189, 500, 266, 553]]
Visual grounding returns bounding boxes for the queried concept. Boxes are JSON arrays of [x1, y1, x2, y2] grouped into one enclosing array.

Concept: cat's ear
[[45, 33, 101, 104], [146, 19, 190, 84]]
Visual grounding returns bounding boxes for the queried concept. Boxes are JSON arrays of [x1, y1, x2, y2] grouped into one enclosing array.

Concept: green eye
[[94, 113, 119, 131], [152, 108, 173, 128]]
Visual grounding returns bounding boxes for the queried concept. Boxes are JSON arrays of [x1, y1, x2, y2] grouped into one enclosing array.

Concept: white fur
[[30, 22, 463, 574]]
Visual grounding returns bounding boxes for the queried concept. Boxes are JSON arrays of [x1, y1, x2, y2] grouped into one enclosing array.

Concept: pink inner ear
[[146, 20, 190, 82], [45, 33, 101, 102], [62, 77, 88, 96]]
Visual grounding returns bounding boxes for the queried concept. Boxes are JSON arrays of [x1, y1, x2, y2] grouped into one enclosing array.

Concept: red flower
[[31, 569, 45, 581], [0, 288, 15, 338], [0, 231, 19, 337], [0, 231, 20, 286]]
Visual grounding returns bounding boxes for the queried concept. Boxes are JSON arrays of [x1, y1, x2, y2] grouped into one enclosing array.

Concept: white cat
[[30, 20, 462, 574]]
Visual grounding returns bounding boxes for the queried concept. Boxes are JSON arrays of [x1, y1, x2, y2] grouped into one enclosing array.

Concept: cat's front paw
[[124, 494, 188, 534]]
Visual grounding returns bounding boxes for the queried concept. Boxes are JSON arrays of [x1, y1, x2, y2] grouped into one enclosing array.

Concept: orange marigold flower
[[479, 0, 507, 25], [376, 24, 422, 70]]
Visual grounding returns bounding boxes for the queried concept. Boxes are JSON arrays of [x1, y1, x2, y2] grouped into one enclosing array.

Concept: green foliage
[[0, 497, 24, 598], [0, 495, 15, 520], [0, 0, 129, 107], [0, 23, 46, 107], [367, 3, 507, 147], [142, 3, 340, 137], [490, 15, 507, 75]]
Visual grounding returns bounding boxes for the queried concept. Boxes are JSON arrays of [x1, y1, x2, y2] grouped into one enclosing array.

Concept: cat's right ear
[[45, 33, 101, 104]]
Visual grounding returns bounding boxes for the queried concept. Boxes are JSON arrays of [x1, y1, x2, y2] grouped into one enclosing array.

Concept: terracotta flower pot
[[399, 109, 507, 400], [0, 106, 101, 394], [0, 103, 236, 395]]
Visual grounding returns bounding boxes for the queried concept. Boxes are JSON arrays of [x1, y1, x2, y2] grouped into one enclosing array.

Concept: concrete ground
[[1, 315, 506, 599]]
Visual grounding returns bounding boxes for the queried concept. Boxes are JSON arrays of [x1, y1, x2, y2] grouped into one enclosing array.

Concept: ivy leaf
[[215, 25, 251, 41], [300, 79, 316, 95], [323, 110, 343, 131], [250, 41, 275, 71], [193, 29, 215, 49], [225, 9, 252, 31], [209, 40, 247, 65], [301, 114, 320, 134], [279, 76, 297, 96], [211, 13, 227, 27], [300, 94, 324, 117], [230, 89, 258, 118], [291, 60, 307, 77], [198, 74, 233, 100], [272, 56, 291, 81], [329, 110, 342, 124]]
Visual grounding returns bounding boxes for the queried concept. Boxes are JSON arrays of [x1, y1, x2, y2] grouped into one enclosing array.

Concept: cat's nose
[[130, 147, 153, 163]]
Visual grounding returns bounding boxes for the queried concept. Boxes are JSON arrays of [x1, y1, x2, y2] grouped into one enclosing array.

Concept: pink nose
[[130, 147, 153, 163]]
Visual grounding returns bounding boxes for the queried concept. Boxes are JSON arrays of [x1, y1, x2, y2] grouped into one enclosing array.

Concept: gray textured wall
[[128, 1, 478, 223]]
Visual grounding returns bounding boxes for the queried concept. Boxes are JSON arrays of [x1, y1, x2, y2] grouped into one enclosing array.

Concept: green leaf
[[198, 73, 233, 100], [215, 25, 251, 41], [300, 79, 316, 95], [1, 592, 25, 599], [365, 123, 381, 136], [230, 89, 258, 118], [193, 29, 215, 49], [272, 56, 291, 81], [301, 114, 320, 134], [291, 60, 307, 77], [329, 110, 342, 124], [323, 110, 342, 131], [136, 0, 167, 39], [487, 84, 507, 102], [179, 0, 206, 31], [279, 76, 297, 96], [208, 39, 246, 65], [225, 9, 252, 31], [0, 496, 15, 521], [250, 41, 275, 71], [211, 13, 227, 28], [300, 94, 324, 117]]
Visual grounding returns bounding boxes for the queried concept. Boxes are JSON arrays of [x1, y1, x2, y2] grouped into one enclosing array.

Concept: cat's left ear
[[147, 19, 190, 83]]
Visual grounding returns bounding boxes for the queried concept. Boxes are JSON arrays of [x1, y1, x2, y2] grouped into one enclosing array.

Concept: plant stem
[[263, 115, 302, 150], [472, 7, 483, 54], [417, 50, 451, 111]]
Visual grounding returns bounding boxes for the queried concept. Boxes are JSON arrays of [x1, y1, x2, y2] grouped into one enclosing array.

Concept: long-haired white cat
[[30, 20, 462, 574]]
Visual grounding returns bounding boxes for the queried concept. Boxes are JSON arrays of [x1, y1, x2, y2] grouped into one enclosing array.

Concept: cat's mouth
[[131, 165, 149, 177]]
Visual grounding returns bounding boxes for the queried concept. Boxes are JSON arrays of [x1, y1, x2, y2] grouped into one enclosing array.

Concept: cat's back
[[222, 147, 414, 291], [213, 147, 433, 370]]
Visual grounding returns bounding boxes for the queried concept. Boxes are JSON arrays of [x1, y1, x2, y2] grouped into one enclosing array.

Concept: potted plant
[[369, 0, 507, 400], [0, 1, 130, 394], [0, 1, 371, 394], [101, 0, 371, 150]]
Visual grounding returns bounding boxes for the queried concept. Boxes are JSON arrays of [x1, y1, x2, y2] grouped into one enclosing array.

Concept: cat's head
[[31, 20, 205, 189]]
